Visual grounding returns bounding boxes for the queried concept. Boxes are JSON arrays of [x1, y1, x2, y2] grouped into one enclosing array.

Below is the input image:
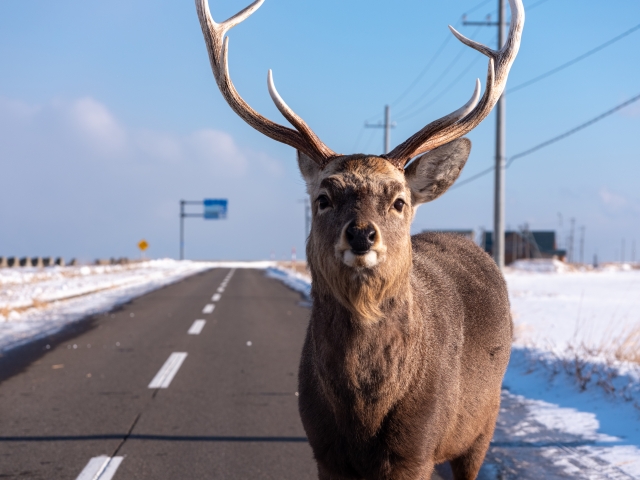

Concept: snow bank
[[509, 258, 573, 273], [266, 266, 311, 300], [0, 260, 274, 353], [503, 348, 640, 478]]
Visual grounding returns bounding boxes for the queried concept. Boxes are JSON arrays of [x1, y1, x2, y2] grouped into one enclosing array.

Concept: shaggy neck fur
[[306, 245, 425, 437]]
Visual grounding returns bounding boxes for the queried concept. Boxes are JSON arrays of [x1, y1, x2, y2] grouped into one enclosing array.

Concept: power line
[[508, 22, 640, 94], [390, 33, 454, 108], [393, 26, 486, 119], [395, 43, 490, 122], [364, 0, 497, 122], [465, 0, 495, 16], [450, 91, 640, 189], [526, 0, 552, 11], [350, 127, 365, 152], [363, 0, 555, 123], [506, 92, 640, 166], [391, 0, 497, 109]]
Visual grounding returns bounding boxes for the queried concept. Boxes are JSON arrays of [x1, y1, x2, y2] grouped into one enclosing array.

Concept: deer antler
[[195, 0, 337, 166], [384, 0, 525, 168]]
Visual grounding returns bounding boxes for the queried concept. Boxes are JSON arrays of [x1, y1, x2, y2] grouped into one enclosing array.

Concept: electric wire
[[360, 127, 379, 154], [465, 0, 495, 16], [389, 33, 455, 109], [350, 127, 365, 152], [450, 91, 640, 190], [395, 42, 490, 122], [363, 0, 496, 122], [393, 25, 485, 119], [508, 22, 640, 94], [526, 0, 551, 10], [390, 0, 497, 110]]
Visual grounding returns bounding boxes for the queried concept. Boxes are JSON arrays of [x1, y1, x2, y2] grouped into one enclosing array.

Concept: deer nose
[[346, 222, 376, 255]]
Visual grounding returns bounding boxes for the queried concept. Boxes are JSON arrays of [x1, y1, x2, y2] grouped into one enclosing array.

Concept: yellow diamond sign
[[138, 239, 149, 251]]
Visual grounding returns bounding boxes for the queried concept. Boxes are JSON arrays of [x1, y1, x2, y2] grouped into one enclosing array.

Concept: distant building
[[482, 230, 566, 264]]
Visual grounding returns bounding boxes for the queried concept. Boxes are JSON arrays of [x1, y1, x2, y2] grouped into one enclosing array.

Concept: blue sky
[[1, 0, 639, 262]]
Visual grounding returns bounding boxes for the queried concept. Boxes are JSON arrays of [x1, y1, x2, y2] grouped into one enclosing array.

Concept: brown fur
[[298, 145, 512, 480]]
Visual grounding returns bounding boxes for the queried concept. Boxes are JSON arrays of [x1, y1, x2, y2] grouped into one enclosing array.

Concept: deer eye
[[316, 194, 331, 211], [393, 198, 405, 212]]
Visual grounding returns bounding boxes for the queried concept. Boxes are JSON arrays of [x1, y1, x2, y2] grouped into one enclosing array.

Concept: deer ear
[[404, 138, 471, 205], [297, 150, 321, 186]]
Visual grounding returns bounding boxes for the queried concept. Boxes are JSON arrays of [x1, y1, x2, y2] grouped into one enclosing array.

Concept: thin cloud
[[0, 96, 279, 178]]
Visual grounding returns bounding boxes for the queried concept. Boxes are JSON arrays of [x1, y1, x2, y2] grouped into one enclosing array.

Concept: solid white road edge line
[[203, 304, 215, 313], [148, 352, 188, 389], [75, 455, 123, 480], [211, 294, 221, 302], [188, 319, 206, 335]]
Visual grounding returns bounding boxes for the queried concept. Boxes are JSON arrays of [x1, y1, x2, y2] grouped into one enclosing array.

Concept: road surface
[[0, 268, 321, 478]]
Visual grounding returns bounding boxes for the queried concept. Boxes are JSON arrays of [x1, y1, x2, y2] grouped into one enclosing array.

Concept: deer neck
[[307, 261, 424, 436]]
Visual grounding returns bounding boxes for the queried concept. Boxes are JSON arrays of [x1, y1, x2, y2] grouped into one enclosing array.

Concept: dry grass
[[612, 326, 640, 364], [276, 261, 309, 276]]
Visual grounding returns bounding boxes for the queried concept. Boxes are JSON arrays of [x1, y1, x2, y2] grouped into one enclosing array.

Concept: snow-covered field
[[501, 261, 640, 478], [0, 259, 273, 353]]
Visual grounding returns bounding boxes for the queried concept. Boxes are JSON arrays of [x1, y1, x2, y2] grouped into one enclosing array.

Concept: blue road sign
[[203, 199, 228, 219]]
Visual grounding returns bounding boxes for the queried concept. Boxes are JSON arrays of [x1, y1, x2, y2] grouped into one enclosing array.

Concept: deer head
[[195, 0, 524, 320]]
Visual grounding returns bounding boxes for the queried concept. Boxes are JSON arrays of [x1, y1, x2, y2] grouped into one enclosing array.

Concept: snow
[[500, 348, 640, 478], [266, 266, 311, 300], [0, 259, 274, 353], [497, 261, 640, 478], [506, 263, 640, 356]]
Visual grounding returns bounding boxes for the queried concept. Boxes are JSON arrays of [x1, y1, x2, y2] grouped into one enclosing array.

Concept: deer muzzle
[[336, 221, 385, 268]]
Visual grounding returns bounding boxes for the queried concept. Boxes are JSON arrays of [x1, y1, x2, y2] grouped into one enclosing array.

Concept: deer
[[195, 0, 524, 478]]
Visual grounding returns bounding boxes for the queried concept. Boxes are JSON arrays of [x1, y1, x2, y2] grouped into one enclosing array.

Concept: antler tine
[[267, 70, 336, 165], [386, 0, 524, 166], [219, 0, 265, 34], [384, 79, 481, 168], [448, 25, 497, 60], [195, 0, 337, 165]]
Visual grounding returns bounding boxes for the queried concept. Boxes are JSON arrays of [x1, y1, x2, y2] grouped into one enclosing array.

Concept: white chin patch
[[343, 250, 379, 268]]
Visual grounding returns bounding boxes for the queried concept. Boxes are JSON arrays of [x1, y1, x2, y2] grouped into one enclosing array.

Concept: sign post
[[179, 199, 228, 260]]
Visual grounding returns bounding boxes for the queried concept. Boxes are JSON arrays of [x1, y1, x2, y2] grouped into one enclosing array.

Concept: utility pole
[[180, 200, 185, 260], [298, 198, 312, 240], [495, 0, 507, 269], [365, 105, 396, 154], [579, 226, 585, 264], [464, 1, 507, 269], [305, 200, 311, 239], [567, 218, 575, 263]]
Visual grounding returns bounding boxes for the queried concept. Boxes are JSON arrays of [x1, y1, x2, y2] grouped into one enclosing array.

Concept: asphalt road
[[0, 268, 452, 480]]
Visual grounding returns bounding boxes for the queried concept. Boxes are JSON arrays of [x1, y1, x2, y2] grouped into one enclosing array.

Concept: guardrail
[[0, 257, 135, 268]]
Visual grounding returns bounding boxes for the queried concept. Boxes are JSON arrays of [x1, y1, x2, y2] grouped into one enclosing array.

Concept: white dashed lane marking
[[188, 319, 206, 335], [203, 303, 215, 313], [217, 287, 225, 293], [148, 352, 188, 389], [211, 294, 221, 302], [76, 455, 123, 480]]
